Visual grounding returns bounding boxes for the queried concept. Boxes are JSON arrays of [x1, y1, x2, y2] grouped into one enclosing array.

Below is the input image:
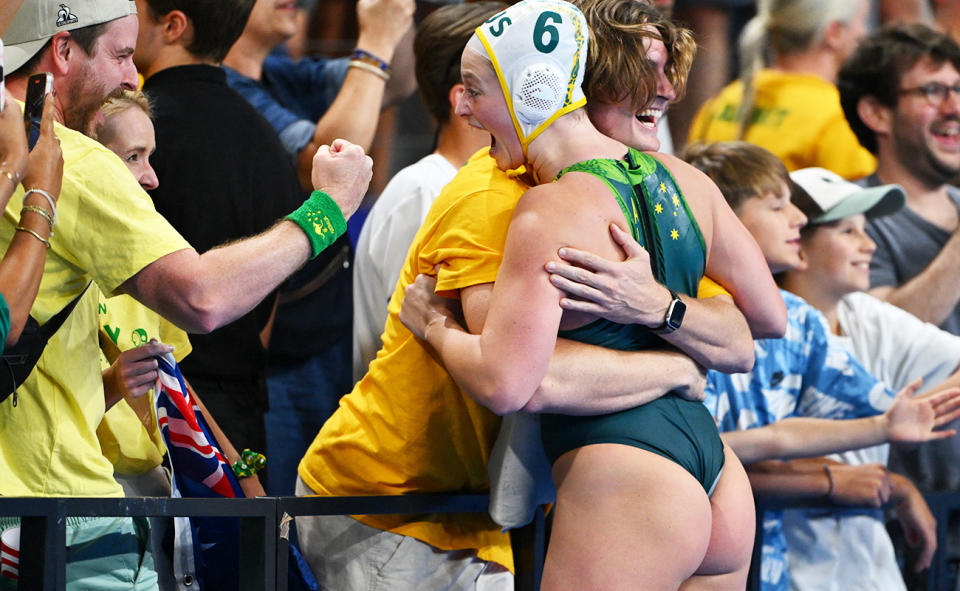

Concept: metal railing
[[0, 494, 546, 591]]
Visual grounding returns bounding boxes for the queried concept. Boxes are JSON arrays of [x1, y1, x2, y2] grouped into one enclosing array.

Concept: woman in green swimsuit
[[401, 1, 780, 588]]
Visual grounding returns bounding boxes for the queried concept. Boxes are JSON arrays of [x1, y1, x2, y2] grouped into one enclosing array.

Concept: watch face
[[667, 297, 686, 329]]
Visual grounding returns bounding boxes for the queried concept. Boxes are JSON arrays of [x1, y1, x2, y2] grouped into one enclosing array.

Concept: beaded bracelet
[[352, 48, 391, 73], [21, 205, 55, 234], [231, 449, 267, 479], [349, 59, 390, 81], [15, 225, 50, 248], [23, 188, 58, 225]]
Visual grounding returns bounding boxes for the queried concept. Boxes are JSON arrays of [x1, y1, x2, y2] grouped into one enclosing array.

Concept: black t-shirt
[[145, 65, 303, 379]]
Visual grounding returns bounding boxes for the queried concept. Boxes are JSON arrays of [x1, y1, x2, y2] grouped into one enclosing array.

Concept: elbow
[[175, 285, 224, 334], [750, 302, 787, 340], [722, 342, 756, 374], [471, 373, 535, 416], [482, 385, 531, 416]]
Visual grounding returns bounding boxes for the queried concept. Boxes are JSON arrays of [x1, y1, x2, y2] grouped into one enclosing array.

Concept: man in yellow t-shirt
[[0, 1, 370, 586]]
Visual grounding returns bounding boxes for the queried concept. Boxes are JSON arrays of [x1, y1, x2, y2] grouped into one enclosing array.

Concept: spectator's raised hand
[[22, 95, 63, 201], [885, 378, 960, 444], [356, 0, 415, 60], [311, 139, 372, 220]]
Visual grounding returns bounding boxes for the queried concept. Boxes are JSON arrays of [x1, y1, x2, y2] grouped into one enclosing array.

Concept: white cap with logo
[[3, 0, 137, 74], [789, 167, 906, 224]]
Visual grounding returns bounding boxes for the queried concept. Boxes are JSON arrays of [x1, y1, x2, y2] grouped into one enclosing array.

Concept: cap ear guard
[[512, 62, 566, 125]]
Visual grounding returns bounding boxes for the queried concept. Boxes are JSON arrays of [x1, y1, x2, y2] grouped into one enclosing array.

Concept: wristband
[[351, 48, 390, 73], [21, 205, 54, 233], [823, 463, 835, 501], [286, 190, 347, 259], [23, 188, 58, 225], [231, 449, 267, 479], [15, 225, 50, 248], [349, 59, 390, 81]]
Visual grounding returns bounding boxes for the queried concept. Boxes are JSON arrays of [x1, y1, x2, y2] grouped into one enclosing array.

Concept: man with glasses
[[838, 22, 960, 588], [839, 23, 960, 335]]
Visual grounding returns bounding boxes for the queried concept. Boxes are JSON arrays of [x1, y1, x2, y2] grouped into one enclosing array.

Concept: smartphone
[[24, 72, 53, 150]]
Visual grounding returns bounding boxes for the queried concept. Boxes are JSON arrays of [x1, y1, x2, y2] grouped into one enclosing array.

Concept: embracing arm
[[547, 223, 753, 373], [725, 381, 960, 463], [403, 189, 569, 414], [121, 140, 371, 333], [696, 168, 786, 339]]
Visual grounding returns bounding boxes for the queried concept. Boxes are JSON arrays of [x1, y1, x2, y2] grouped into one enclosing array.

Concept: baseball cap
[[3, 0, 137, 74], [789, 167, 905, 224]]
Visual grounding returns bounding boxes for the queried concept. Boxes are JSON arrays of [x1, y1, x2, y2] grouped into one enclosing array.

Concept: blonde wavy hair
[[573, 0, 695, 112]]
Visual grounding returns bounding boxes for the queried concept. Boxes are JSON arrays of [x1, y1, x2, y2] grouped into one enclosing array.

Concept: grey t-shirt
[[861, 173, 960, 335]]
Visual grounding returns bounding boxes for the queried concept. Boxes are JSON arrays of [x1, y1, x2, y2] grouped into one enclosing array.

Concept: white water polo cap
[[469, 0, 589, 153]]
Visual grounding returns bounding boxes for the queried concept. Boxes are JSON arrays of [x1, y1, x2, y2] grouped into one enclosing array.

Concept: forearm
[[746, 459, 833, 501], [309, 69, 386, 150], [726, 415, 888, 464], [0, 203, 51, 345], [121, 221, 311, 334], [525, 340, 698, 414], [660, 294, 754, 373], [422, 310, 552, 415], [876, 231, 960, 325], [380, 28, 416, 107]]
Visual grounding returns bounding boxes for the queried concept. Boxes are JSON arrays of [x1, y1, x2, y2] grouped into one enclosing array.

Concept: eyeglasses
[[898, 82, 960, 106]]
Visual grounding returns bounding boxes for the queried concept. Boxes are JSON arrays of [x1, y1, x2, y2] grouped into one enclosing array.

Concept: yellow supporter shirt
[[0, 119, 191, 497], [97, 293, 193, 476], [689, 69, 876, 180], [299, 149, 527, 571]]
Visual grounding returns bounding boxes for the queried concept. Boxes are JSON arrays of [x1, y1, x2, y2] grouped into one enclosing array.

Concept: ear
[[822, 20, 845, 52], [160, 10, 190, 44], [448, 83, 466, 113], [48, 31, 75, 77], [857, 95, 892, 136]]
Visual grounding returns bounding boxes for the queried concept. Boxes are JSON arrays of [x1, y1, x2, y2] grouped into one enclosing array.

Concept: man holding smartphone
[[0, 0, 371, 586]]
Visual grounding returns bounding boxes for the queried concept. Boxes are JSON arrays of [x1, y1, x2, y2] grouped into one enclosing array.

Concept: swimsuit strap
[[556, 149, 706, 295]]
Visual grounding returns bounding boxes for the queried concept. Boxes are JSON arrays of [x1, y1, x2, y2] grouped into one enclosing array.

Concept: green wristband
[[286, 190, 347, 259]]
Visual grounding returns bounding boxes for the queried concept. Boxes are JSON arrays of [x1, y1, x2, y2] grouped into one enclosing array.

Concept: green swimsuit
[[540, 149, 726, 495]]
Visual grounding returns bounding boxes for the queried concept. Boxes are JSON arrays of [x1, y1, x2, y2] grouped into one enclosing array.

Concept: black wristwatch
[[653, 289, 686, 334]]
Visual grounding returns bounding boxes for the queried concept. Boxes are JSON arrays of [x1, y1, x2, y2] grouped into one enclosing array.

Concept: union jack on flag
[[155, 353, 244, 589], [155, 354, 242, 499]]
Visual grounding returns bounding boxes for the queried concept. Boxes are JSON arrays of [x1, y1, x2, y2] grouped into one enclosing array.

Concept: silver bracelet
[[23, 188, 57, 226]]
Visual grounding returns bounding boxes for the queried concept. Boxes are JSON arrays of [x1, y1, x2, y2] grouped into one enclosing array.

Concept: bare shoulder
[[642, 151, 722, 204]]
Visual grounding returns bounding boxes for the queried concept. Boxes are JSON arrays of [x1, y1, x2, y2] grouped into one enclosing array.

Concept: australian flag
[[155, 353, 244, 590]]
